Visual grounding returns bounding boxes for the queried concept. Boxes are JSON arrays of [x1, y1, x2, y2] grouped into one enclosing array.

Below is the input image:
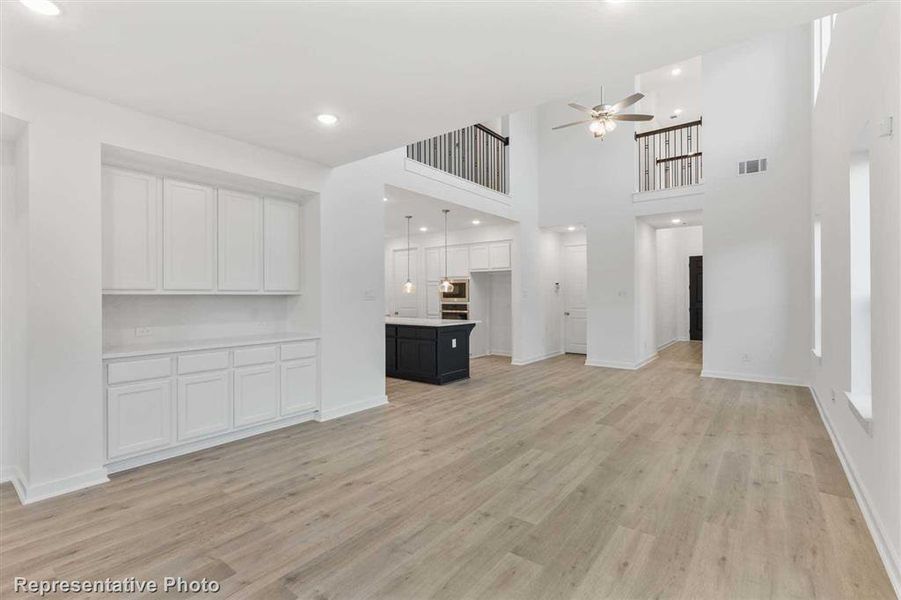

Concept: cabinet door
[[177, 371, 230, 441], [489, 242, 511, 270], [280, 358, 318, 416], [102, 167, 161, 291], [218, 189, 262, 291], [469, 244, 490, 271], [163, 179, 217, 290], [108, 380, 172, 458], [264, 198, 302, 292], [447, 246, 470, 278], [234, 364, 279, 427], [425, 248, 442, 282], [426, 283, 441, 317]]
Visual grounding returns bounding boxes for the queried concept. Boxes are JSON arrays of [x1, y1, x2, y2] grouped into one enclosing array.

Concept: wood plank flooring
[[1, 343, 894, 599]]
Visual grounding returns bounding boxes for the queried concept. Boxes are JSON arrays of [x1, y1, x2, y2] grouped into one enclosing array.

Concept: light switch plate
[[452, 338, 457, 348]]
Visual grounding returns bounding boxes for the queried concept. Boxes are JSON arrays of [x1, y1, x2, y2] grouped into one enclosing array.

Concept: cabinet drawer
[[281, 341, 317, 361], [178, 351, 229, 375], [234, 345, 277, 367], [108, 357, 172, 385]]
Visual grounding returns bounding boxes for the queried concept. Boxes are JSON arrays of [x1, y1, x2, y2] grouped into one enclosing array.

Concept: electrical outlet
[[135, 327, 152, 338], [741, 353, 751, 364], [831, 388, 838, 403]]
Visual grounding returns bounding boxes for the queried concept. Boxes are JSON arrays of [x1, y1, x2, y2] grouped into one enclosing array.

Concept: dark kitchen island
[[385, 318, 478, 385]]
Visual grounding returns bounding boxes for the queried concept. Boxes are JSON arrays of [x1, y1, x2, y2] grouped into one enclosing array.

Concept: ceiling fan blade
[[552, 119, 593, 130], [610, 93, 645, 113], [611, 113, 654, 122], [567, 102, 597, 116]]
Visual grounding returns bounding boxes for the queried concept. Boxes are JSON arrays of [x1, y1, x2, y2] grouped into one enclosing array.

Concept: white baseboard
[[107, 409, 318, 474], [511, 350, 563, 366], [699, 369, 807, 387], [657, 339, 678, 351], [11, 467, 109, 505], [0, 465, 28, 504], [318, 394, 388, 421], [585, 353, 657, 370], [809, 386, 901, 597]]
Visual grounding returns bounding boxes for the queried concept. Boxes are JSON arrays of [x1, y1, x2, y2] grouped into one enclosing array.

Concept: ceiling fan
[[552, 88, 653, 139]]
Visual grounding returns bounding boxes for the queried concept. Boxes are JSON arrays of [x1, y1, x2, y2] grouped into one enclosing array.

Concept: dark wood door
[[689, 256, 703, 341]]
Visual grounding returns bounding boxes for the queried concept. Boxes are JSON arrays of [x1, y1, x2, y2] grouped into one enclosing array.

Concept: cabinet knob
[[564, 312, 571, 316]]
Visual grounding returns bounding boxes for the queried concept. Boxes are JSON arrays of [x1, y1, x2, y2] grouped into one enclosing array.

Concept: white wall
[[488, 271, 513, 355], [810, 2, 901, 591], [700, 25, 812, 385], [538, 80, 643, 369], [1, 129, 30, 487], [634, 219, 657, 364], [0, 68, 328, 502], [656, 225, 703, 348]]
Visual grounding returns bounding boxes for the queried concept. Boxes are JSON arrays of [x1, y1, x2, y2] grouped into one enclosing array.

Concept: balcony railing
[[635, 118, 703, 193], [406, 123, 509, 194]]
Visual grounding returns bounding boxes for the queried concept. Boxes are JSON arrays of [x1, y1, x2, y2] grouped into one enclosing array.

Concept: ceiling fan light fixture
[[605, 119, 617, 132], [589, 120, 605, 134]]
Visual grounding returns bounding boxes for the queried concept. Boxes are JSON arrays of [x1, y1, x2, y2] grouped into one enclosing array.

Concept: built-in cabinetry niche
[[102, 166, 302, 295]]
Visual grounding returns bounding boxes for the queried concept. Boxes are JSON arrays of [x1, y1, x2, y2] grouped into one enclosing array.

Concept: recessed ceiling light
[[472, 220, 481, 225], [671, 218, 682, 224], [316, 113, 339, 126], [383, 197, 388, 202], [20, 0, 60, 15], [419, 227, 428, 232], [671, 67, 682, 76], [567, 226, 576, 231], [673, 108, 683, 115]]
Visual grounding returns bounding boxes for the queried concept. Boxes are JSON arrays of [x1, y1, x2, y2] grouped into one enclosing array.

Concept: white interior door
[[564, 244, 588, 354], [392, 248, 418, 317]]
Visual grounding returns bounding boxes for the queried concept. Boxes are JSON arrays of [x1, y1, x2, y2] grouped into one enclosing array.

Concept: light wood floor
[[1, 343, 894, 599]]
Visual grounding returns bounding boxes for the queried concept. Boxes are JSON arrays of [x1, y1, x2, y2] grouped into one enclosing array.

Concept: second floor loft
[[406, 123, 510, 195], [636, 118, 703, 193]]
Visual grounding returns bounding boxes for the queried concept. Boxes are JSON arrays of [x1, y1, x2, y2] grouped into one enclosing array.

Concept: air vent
[[738, 158, 768, 175]]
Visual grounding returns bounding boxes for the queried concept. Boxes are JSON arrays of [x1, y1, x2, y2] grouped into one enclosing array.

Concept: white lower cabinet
[[104, 338, 319, 468], [177, 371, 230, 441], [281, 358, 317, 416], [233, 363, 279, 428], [108, 380, 172, 459]]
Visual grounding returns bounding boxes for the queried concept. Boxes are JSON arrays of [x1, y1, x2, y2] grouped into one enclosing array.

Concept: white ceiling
[[639, 209, 703, 230], [384, 186, 514, 239], [1, 1, 853, 166]]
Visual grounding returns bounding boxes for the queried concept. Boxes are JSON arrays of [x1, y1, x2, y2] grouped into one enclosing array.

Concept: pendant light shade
[[402, 215, 415, 294], [439, 209, 454, 293]]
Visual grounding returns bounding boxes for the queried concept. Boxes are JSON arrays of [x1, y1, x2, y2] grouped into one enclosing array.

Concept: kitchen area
[[383, 187, 514, 384]]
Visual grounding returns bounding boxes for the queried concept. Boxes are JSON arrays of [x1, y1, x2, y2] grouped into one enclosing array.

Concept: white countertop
[[385, 317, 480, 327], [103, 332, 320, 360]]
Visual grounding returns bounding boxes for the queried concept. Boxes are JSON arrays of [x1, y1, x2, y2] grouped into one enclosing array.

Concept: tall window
[[813, 14, 837, 103], [848, 150, 871, 420], [813, 218, 822, 357]]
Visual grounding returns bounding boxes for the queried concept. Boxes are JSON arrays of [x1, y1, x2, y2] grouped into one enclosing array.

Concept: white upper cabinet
[[102, 168, 161, 291], [447, 246, 470, 278], [218, 189, 262, 291], [469, 244, 491, 272], [163, 179, 217, 291], [102, 166, 303, 295], [264, 198, 302, 292], [489, 242, 511, 270]]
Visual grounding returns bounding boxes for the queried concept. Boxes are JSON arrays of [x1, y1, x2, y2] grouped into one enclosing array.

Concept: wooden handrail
[[635, 118, 703, 140], [656, 151, 703, 165], [474, 123, 509, 146]]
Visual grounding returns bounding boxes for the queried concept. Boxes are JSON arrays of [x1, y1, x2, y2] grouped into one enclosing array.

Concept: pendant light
[[402, 216, 415, 294], [439, 209, 454, 293]]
